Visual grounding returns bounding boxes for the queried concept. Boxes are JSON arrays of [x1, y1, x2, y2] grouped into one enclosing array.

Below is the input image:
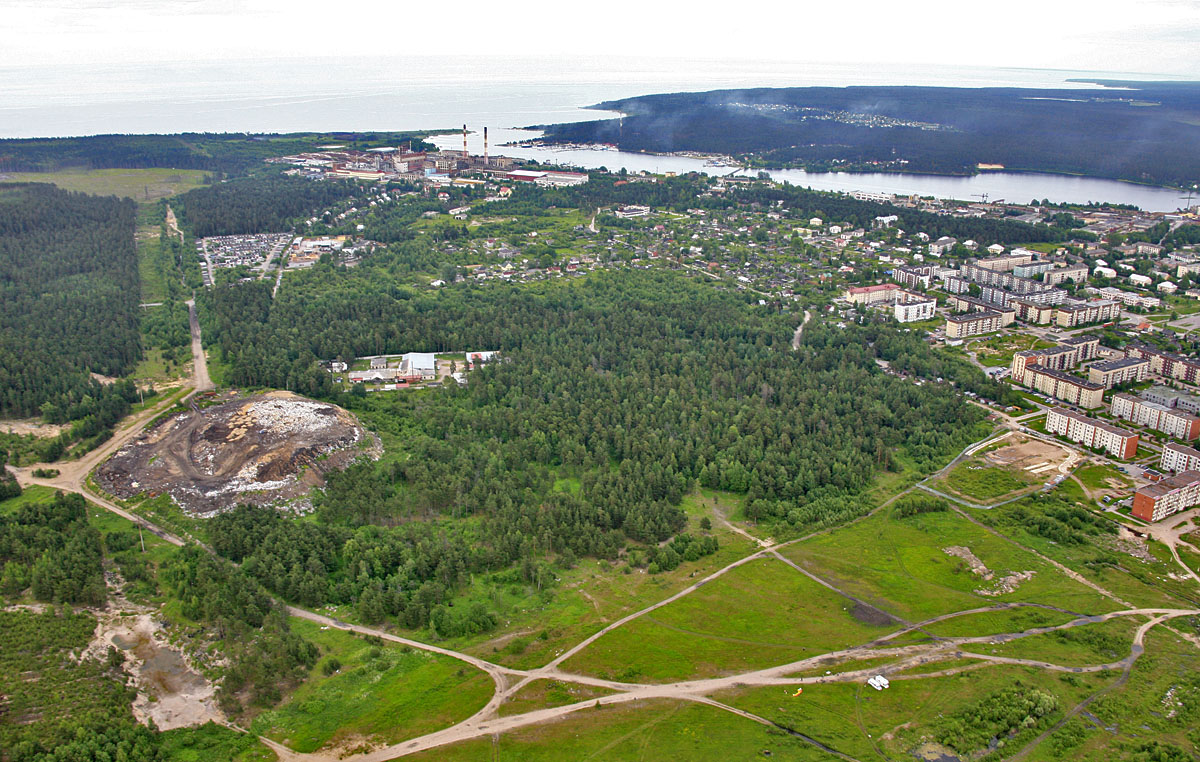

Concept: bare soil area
[[86, 610, 222, 731], [983, 438, 1065, 471], [97, 391, 378, 515]]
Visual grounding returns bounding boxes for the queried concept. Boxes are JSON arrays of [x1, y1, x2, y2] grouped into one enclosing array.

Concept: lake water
[[1, 55, 1190, 209]]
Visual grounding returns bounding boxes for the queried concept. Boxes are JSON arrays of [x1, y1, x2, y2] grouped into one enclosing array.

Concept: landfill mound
[[98, 391, 377, 515]]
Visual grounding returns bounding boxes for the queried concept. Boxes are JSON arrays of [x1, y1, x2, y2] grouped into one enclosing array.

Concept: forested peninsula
[[536, 80, 1200, 187]]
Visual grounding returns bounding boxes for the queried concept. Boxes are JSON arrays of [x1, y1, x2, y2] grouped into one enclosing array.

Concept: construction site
[[96, 391, 379, 515]]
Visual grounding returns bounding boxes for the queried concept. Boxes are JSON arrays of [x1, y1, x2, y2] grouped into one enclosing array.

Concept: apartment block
[[892, 265, 937, 291], [1053, 299, 1121, 328], [1160, 441, 1200, 473], [1110, 392, 1200, 440], [1043, 264, 1089, 286], [1012, 298, 1055, 324], [1132, 470, 1200, 521], [893, 298, 937, 323], [1087, 357, 1150, 388], [1010, 335, 1100, 384], [1125, 343, 1200, 386], [1021, 366, 1105, 408], [1045, 407, 1139, 458], [845, 283, 902, 306], [945, 311, 1005, 339]]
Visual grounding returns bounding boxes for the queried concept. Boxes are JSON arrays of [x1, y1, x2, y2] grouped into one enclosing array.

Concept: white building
[[894, 298, 936, 323]]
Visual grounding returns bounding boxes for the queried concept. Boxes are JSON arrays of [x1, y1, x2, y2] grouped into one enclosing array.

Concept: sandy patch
[[944, 546, 992, 580], [0, 419, 69, 437], [86, 610, 223, 730]]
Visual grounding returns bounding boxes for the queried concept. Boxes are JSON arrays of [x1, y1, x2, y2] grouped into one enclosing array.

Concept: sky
[[3, 0, 1199, 76]]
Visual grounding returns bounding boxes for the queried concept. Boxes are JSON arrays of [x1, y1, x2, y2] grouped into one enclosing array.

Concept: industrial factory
[[270, 126, 588, 188]]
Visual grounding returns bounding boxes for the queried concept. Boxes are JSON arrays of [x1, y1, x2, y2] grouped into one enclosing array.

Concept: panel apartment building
[[1110, 392, 1200, 440], [1045, 408, 1139, 458], [1133, 470, 1200, 521], [945, 311, 1006, 339], [1160, 441, 1200, 473], [1021, 366, 1105, 408], [1010, 335, 1101, 384], [1087, 357, 1151, 388], [1125, 343, 1200, 386]]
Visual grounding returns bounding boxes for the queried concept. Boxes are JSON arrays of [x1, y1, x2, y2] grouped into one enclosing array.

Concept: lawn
[[250, 617, 494, 753], [407, 698, 828, 761], [1073, 463, 1132, 492], [923, 605, 1081, 639], [559, 557, 896, 683], [1, 168, 209, 202]]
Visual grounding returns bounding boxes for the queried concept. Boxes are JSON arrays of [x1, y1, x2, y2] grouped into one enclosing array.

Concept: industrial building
[[1110, 393, 1200, 440], [1160, 441, 1200, 473], [1142, 386, 1200, 416], [1045, 408, 1139, 458], [1087, 357, 1151, 388], [1132, 470, 1200, 521]]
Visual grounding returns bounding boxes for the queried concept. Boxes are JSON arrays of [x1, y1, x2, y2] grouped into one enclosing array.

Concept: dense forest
[[0, 132, 437, 176], [174, 173, 361, 237], [0, 184, 145, 421], [538, 82, 1200, 187], [196, 268, 991, 632]]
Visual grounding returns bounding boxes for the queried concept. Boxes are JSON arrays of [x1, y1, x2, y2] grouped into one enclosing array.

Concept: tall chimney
[[483, 127, 489, 165], [463, 124, 468, 158]]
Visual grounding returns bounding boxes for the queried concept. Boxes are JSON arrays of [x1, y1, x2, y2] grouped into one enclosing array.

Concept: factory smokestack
[[484, 127, 488, 165], [463, 124, 468, 158]]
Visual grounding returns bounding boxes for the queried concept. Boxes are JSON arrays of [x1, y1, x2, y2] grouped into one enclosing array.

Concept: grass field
[[0, 484, 58, 515], [922, 606, 1080, 638], [160, 723, 274, 762], [559, 557, 895, 683], [1073, 463, 1132, 492], [717, 664, 1113, 762], [779, 508, 1118, 626], [497, 679, 616, 717], [407, 698, 830, 761], [973, 334, 1058, 368], [961, 615, 1143, 667], [941, 462, 1036, 501], [0, 168, 209, 202], [456, 493, 759, 670], [250, 618, 493, 753]]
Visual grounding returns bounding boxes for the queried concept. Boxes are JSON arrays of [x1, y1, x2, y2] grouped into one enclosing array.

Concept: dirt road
[[792, 309, 812, 350], [186, 299, 212, 392]]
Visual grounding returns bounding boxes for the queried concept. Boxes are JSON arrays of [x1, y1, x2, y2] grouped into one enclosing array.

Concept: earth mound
[[97, 391, 378, 515]]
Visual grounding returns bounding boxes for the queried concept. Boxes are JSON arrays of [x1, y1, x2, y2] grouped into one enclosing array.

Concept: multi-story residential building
[[1012, 298, 1056, 324], [945, 311, 1005, 339], [976, 251, 1035, 271], [1021, 366, 1105, 408], [1010, 336, 1101, 384], [929, 236, 958, 256], [1125, 344, 1200, 386], [1045, 407, 1139, 458], [844, 283, 902, 306], [1043, 264, 1089, 286], [1142, 386, 1200, 416], [1132, 470, 1200, 521], [893, 298, 937, 323], [1012, 261, 1055, 279], [1096, 286, 1161, 310], [961, 263, 1051, 295], [1053, 299, 1121, 328], [1087, 357, 1151, 388], [1160, 441, 1200, 473], [892, 265, 937, 290], [1110, 392, 1200, 440], [947, 295, 1017, 325]]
